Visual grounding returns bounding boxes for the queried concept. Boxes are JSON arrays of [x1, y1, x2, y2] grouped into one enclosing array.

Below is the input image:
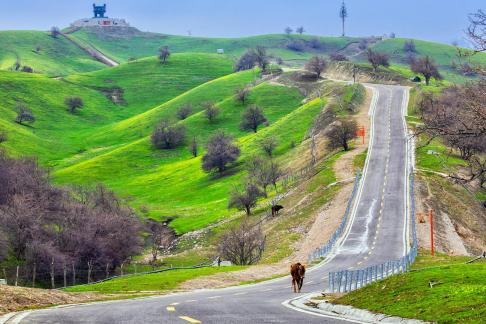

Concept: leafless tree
[[65, 96, 84, 114], [467, 9, 486, 52], [411, 56, 442, 85], [305, 56, 328, 79], [254, 46, 270, 72], [235, 87, 251, 105], [189, 136, 198, 157], [403, 40, 417, 53], [285, 27, 293, 35], [240, 105, 267, 133], [326, 119, 358, 151], [235, 50, 257, 72], [330, 53, 349, 61], [176, 104, 192, 120], [202, 131, 240, 173], [259, 136, 278, 157], [296, 26, 305, 35], [366, 48, 390, 71], [217, 219, 265, 265], [203, 101, 220, 123], [246, 156, 271, 196], [50, 26, 61, 38], [146, 220, 173, 264], [151, 120, 186, 149], [228, 181, 265, 215], [14, 103, 35, 125], [159, 46, 171, 64]]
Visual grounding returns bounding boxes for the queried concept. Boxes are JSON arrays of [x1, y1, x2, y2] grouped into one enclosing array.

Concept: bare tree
[[403, 40, 417, 53], [176, 104, 192, 120], [326, 119, 358, 151], [203, 101, 220, 123], [65, 96, 84, 114], [217, 219, 265, 265], [189, 136, 198, 157], [50, 26, 61, 38], [467, 9, 486, 52], [366, 48, 390, 71], [228, 181, 265, 215], [159, 46, 171, 64], [296, 26, 305, 35], [285, 27, 293, 35], [411, 56, 442, 86], [254, 46, 270, 72], [151, 120, 186, 149], [14, 103, 35, 125], [235, 50, 257, 72], [259, 136, 278, 157], [235, 87, 251, 105], [146, 220, 172, 265], [330, 53, 349, 61], [339, 1, 348, 37], [305, 56, 328, 79], [240, 105, 267, 133], [202, 131, 240, 173]]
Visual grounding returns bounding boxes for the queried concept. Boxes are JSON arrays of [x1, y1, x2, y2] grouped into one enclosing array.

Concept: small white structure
[[71, 18, 130, 28], [0, 279, 6, 285], [217, 49, 225, 54]]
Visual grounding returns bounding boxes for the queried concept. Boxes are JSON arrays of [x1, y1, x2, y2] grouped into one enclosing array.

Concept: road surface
[[15, 84, 411, 324]]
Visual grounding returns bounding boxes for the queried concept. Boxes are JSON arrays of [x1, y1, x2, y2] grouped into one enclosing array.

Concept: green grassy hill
[[0, 30, 106, 76], [0, 51, 326, 234], [69, 28, 357, 63]]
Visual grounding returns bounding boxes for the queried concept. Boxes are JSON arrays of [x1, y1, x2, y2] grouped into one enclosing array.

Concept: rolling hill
[[0, 30, 106, 76]]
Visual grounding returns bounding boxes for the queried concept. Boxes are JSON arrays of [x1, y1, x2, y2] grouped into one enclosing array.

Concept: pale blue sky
[[0, 0, 483, 45]]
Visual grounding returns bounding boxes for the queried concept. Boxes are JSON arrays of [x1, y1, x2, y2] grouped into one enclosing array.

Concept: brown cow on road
[[290, 262, 306, 293]]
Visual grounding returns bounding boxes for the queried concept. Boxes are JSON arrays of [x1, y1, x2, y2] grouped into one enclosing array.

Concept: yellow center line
[[166, 306, 176, 312], [179, 316, 201, 324]]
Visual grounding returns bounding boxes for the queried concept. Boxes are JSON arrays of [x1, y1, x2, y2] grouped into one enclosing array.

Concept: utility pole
[[339, 1, 348, 37], [429, 209, 434, 256]]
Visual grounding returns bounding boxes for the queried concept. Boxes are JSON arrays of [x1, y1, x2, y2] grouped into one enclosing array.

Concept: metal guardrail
[[308, 171, 362, 264], [328, 168, 418, 293]]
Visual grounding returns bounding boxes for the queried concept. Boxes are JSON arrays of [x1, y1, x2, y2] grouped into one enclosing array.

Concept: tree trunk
[[245, 206, 251, 215], [63, 264, 67, 288], [87, 260, 93, 284], [32, 263, 36, 287], [343, 139, 349, 151], [2, 268, 7, 285], [50, 257, 55, 289], [15, 265, 19, 286], [105, 263, 110, 279], [72, 262, 76, 286], [425, 76, 430, 86], [120, 262, 124, 276]]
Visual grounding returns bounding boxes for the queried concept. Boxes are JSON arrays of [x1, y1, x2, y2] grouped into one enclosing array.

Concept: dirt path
[[179, 89, 372, 290]]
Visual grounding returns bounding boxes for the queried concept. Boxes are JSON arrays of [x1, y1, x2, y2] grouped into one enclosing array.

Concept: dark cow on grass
[[271, 204, 284, 216]]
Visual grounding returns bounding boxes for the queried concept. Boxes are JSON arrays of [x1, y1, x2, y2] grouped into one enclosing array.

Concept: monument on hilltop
[[71, 4, 130, 28], [93, 4, 107, 18]]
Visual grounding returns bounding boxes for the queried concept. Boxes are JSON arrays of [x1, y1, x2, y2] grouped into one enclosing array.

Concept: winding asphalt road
[[13, 84, 411, 324]]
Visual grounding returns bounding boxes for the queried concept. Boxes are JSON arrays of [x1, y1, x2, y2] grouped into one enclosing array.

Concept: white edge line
[[282, 293, 367, 324]]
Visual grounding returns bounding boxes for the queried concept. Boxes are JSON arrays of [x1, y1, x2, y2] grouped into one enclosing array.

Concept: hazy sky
[[0, 0, 483, 45]]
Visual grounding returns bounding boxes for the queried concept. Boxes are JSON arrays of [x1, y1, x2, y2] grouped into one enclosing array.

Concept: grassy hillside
[[0, 54, 235, 165], [70, 28, 357, 63], [335, 254, 486, 323], [0, 31, 106, 76]]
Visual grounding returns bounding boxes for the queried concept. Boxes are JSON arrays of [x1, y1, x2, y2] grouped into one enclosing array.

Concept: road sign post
[[429, 209, 434, 256]]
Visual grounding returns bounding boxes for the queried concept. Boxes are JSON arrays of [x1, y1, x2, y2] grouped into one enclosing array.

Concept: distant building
[[217, 49, 225, 54], [71, 3, 130, 28]]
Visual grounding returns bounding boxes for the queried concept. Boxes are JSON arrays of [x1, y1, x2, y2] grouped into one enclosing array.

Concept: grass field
[[335, 253, 486, 323], [64, 266, 247, 294], [0, 31, 105, 76], [70, 29, 357, 63]]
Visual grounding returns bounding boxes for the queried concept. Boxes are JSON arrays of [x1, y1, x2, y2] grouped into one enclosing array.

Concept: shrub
[[151, 120, 186, 149]]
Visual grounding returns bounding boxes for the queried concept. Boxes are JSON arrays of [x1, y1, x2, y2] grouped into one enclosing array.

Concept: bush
[[330, 53, 349, 61], [203, 101, 220, 123], [151, 120, 186, 149], [21, 66, 33, 73], [65, 96, 84, 113], [14, 103, 35, 125]]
